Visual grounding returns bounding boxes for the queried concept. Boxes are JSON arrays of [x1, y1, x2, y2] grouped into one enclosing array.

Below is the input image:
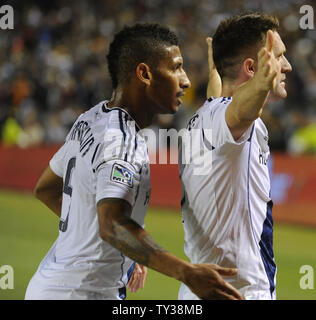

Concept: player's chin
[[163, 98, 181, 114], [273, 85, 288, 99], [279, 82, 288, 98], [172, 104, 179, 113], [167, 102, 179, 114], [159, 105, 178, 115], [278, 88, 288, 99]]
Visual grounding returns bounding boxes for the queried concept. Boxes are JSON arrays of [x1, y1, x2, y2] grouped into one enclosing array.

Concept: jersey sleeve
[[96, 160, 140, 206], [93, 126, 142, 207], [49, 143, 68, 177], [208, 98, 254, 148]]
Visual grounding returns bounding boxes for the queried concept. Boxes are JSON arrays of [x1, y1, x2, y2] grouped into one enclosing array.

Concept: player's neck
[[221, 77, 245, 97], [108, 86, 154, 129], [221, 81, 234, 97]]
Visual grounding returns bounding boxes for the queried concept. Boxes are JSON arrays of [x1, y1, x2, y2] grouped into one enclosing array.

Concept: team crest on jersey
[[111, 163, 133, 188]]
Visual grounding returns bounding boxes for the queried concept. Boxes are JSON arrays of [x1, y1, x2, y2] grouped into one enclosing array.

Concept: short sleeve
[[96, 160, 140, 206], [209, 99, 254, 148], [49, 143, 68, 177], [94, 119, 143, 206]]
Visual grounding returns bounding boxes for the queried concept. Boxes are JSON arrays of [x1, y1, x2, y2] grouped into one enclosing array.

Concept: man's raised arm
[[225, 30, 280, 140], [206, 37, 222, 99]]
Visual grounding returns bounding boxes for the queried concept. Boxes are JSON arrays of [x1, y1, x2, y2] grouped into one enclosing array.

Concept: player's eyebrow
[[170, 57, 183, 69]]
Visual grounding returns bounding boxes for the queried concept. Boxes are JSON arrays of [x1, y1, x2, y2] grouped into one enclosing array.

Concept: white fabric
[[25, 101, 151, 300], [179, 97, 276, 300]]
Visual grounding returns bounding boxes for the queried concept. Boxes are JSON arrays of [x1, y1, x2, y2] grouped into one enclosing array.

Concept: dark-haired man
[[25, 23, 242, 300], [179, 13, 292, 300]]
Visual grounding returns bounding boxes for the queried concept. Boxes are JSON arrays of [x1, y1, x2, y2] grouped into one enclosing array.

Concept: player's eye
[[175, 63, 182, 70]]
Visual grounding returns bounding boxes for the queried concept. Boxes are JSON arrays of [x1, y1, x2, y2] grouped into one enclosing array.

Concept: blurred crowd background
[[0, 0, 315, 154]]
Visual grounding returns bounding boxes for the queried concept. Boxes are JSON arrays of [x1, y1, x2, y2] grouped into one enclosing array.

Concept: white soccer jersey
[[179, 97, 276, 300], [25, 101, 151, 300]]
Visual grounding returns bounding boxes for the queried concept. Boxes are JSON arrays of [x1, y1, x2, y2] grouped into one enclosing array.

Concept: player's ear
[[242, 58, 256, 79], [136, 63, 152, 86]]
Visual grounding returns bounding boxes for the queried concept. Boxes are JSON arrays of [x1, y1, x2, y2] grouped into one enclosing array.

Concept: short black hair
[[107, 23, 179, 88], [212, 12, 279, 80]]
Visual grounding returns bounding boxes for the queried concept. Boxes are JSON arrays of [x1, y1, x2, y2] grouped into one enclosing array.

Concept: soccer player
[[179, 13, 292, 300], [25, 23, 243, 300]]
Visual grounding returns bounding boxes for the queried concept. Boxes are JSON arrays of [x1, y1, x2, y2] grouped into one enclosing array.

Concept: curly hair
[[212, 12, 279, 80], [107, 23, 179, 88]]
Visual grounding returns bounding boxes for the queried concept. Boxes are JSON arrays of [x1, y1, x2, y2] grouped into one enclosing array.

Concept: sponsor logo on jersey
[[259, 148, 268, 165], [111, 163, 133, 188]]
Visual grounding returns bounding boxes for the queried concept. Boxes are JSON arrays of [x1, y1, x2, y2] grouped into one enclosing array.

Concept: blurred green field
[[0, 189, 315, 300]]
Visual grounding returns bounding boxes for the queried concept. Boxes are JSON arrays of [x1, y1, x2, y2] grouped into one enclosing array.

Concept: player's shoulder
[[79, 100, 107, 121], [98, 103, 141, 150], [205, 96, 232, 112], [197, 97, 232, 117], [186, 97, 232, 130], [69, 100, 140, 142], [90, 102, 144, 171], [66, 101, 107, 137], [102, 103, 140, 131]]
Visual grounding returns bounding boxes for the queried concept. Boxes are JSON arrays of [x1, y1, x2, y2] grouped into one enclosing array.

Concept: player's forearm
[[207, 72, 222, 99], [231, 77, 269, 123], [226, 77, 270, 141], [206, 37, 222, 99], [99, 215, 192, 284]]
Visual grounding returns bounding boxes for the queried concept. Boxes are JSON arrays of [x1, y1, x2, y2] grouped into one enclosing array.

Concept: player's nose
[[180, 69, 191, 89], [282, 56, 292, 73]]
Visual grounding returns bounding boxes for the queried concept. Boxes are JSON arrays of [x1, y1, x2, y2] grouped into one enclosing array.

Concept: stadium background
[[0, 0, 316, 299]]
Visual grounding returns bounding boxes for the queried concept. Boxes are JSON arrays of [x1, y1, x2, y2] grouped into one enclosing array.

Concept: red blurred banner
[[0, 145, 315, 226]]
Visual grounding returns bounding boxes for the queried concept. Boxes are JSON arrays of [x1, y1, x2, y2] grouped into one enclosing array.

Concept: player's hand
[[127, 263, 148, 293], [185, 263, 243, 300], [206, 37, 221, 98], [255, 30, 281, 92]]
